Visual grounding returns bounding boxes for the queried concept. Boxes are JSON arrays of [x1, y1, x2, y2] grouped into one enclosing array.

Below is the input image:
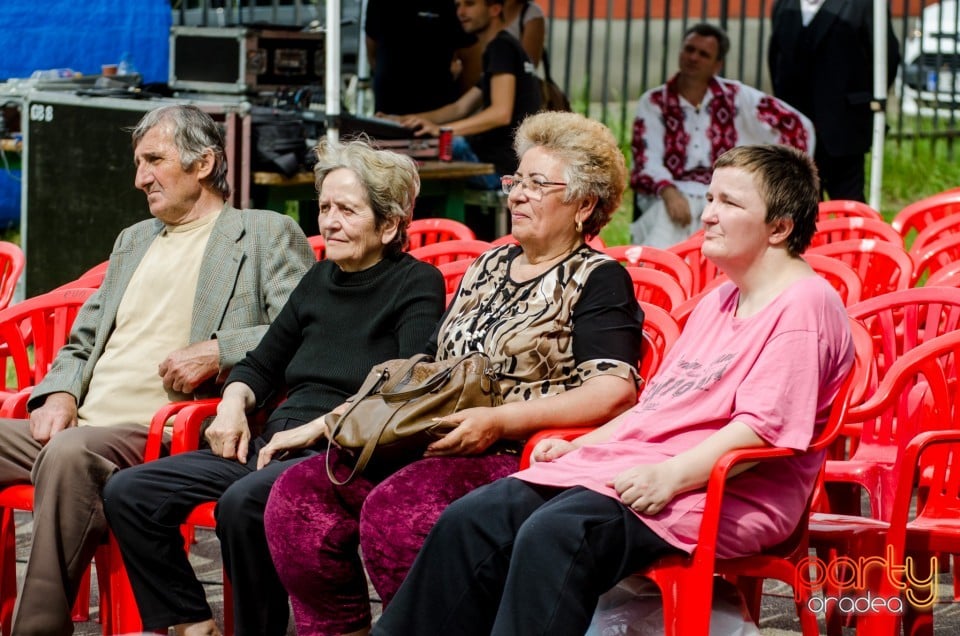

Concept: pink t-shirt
[[516, 275, 854, 558]]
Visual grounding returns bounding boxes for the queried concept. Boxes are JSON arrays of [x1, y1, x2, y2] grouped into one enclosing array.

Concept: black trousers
[[815, 149, 867, 203], [102, 427, 313, 635], [373, 478, 679, 636]]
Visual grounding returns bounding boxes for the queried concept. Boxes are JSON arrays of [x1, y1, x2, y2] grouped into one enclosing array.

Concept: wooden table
[[253, 160, 495, 223]]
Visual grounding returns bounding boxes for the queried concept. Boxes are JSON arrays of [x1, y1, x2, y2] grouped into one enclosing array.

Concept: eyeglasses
[[500, 175, 567, 200]]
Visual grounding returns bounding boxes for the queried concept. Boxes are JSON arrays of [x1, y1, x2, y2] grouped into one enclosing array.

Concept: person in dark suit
[[769, 0, 900, 202]]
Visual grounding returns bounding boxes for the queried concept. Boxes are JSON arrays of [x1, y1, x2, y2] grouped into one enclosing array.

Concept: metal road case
[[169, 26, 325, 94]]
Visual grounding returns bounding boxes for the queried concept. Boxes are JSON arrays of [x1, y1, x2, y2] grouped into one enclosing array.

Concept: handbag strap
[[325, 364, 396, 486]]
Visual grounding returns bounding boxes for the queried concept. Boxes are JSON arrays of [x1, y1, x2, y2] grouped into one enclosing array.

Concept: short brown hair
[[713, 145, 819, 256]]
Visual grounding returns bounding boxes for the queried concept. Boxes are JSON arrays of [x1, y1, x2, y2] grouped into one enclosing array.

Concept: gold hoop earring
[[576, 219, 583, 233]]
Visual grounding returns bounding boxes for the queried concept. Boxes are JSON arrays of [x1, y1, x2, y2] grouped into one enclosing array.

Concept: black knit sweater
[[224, 252, 446, 424]]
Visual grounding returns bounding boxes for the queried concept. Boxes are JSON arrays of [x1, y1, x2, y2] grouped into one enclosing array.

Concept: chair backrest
[[0, 287, 97, 391], [848, 286, 960, 388], [843, 288, 960, 470], [408, 239, 492, 266], [666, 233, 720, 296], [803, 253, 863, 307], [910, 232, 960, 286], [0, 242, 24, 311], [807, 239, 913, 300], [817, 199, 883, 222], [925, 263, 960, 288], [636, 301, 681, 390], [602, 244, 694, 297], [808, 216, 902, 249], [845, 328, 960, 491], [54, 271, 107, 291], [406, 218, 476, 250], [909, 213, 960, 260], [435, 259, 474, 307], [891, 190, 960, 244], [625, 266, 687, 313], [306, 235, 326, 260], [81, 260, 110, 278]]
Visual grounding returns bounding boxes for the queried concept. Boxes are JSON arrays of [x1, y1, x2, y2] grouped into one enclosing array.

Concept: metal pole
[[356, 0, 370, 115], [868, 0, 886, 210], [326, 0, 341, 143]]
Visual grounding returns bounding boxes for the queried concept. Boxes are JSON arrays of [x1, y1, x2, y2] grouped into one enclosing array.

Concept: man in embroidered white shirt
[[630, 23, 815, 248]]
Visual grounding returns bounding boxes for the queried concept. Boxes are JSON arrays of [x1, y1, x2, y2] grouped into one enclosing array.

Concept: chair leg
[[70, 566, 91, 622], [0, 508, 17, 636], [95, 536, 152, 636], [223, 573, 234, 636]]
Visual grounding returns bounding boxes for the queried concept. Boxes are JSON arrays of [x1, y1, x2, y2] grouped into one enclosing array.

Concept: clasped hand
[[607, 462, 680, 516], [423, 407, 502, 457]]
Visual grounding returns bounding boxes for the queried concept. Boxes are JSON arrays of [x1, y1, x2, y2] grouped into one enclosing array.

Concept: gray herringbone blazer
[[28, 204, 313, 410]]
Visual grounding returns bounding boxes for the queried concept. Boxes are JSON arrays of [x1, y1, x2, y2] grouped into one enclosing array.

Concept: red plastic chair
[[408, 239, 492, 266], [97, 398, 231, 635], [435, 259, 473, 307], [0, 242, 24, 311], [406, 217, 476, 250], [822, 288, 960, 523], [602, 244, 694, 297], [891, 190, 960, 245], [81, 260, 110, 279], [817, 200, 883, 222], [807, 332, 960, 636], [519, 301, 681, 469], [809, 217, 902, 249], [807, 239, 914, 300], [910, 232, 960, 286], [805, 253, 863, 307], [666, 233, 721, 296], [306, 235, 326, 260], [625, 266, 687, 313], [0, 287, 110, 633], [909, 213, 960, 261]]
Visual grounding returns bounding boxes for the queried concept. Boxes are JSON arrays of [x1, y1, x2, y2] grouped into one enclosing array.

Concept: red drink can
[[438, 127, 454, 161]]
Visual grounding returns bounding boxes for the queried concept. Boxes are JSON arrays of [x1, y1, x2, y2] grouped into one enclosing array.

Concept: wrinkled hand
[[661, 187, 692, 227], [607, 462, 681, 516], [204, 401, 251, 463], [257, 417, 330, 469], [423, 407, 503, 457], [159, 340, 219, 394], [529, 438, 577, 464], [29, 392, 78, 444]]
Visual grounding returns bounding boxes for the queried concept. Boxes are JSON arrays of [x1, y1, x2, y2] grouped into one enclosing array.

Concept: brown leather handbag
[[325, 353, 502, 485]]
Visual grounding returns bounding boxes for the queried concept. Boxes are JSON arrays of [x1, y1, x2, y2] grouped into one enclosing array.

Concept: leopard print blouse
[[435, 244, 641, 404]]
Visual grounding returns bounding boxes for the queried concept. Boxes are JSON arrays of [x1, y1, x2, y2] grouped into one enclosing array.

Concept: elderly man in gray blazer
[[0, 104, 313, 635]]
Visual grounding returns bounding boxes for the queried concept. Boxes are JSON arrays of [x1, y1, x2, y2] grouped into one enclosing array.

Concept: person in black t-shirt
[[365, 0, 481, 114], [380, 0, 542, 190]]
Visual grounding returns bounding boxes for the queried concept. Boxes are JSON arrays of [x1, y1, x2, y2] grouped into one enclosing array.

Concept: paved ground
[[11, 511, 960, 634]]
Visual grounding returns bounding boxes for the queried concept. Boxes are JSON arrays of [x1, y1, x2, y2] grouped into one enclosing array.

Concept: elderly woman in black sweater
[[102, 139, 445, 636]]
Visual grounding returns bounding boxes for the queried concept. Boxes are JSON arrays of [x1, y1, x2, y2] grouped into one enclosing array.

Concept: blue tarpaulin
[[0, 0, 171, 83]]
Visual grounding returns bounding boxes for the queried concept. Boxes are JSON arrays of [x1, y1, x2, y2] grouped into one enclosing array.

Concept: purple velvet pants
[[264, 448, 519, 635]]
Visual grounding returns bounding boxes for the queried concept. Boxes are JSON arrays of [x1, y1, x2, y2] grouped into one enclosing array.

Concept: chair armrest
[[519, 427, 596, 470], [145, 398, 221, 461], [885, 429, 960, 551], [693, 446, 799, 570], [0, 387, 32, 419], [170, 400, 223, 455]]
